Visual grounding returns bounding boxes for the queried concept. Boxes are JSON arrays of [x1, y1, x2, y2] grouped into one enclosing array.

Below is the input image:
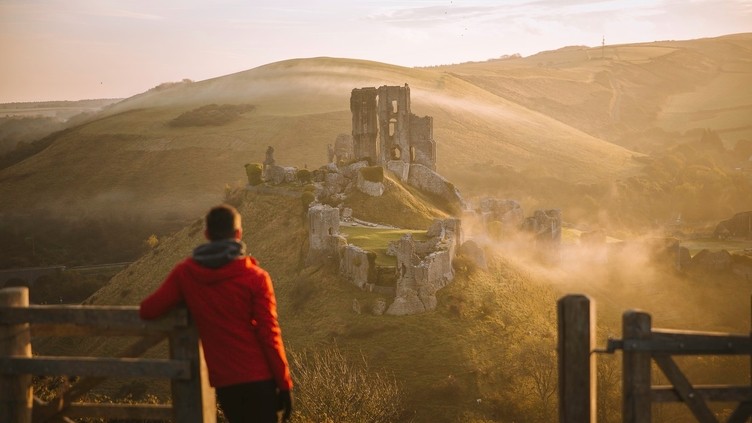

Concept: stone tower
[[377, 84, 411, 166], [307, 204, 340, 253], [349, 84, 437, 175], [350, 87, 379, 163]]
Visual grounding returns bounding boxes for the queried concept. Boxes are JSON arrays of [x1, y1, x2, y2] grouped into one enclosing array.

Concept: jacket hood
[[192, 239, 246, 269]]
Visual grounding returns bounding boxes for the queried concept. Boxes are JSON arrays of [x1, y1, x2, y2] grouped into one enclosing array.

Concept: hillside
[[441, 33, 752, 151], [3, 33, 752, 270], [69, 187, 562, 422], [57, 185, 752, 422], [0, 56, 640, 223]]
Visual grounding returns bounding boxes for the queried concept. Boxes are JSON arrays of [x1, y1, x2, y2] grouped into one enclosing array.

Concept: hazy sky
[[1, 0, 751, 102]]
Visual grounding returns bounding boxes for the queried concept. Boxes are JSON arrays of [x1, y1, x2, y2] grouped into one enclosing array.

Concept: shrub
[[297, 169, 312, 184], [244, 163, 263, 186], [360, 166, 384, 183], [169, 103, 255, 127], [301, 191, 315, 213], [288, 346, 404, 423]]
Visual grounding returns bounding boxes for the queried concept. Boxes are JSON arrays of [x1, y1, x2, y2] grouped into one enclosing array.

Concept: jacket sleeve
[[250, 267, 293, 391], [139, 264, 185, 320]]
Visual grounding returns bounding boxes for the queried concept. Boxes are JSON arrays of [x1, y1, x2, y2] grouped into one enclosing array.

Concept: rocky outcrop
[[714, 211, 752, 239], [459, 240, 487, 270], [690, 249, 732, 272]]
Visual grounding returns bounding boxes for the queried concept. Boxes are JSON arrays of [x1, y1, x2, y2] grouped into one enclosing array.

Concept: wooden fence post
[[0, 287, 32, 423], [558, 294, 596, 423], [170, 323, 216, 423], [622, 310, 652, 423]]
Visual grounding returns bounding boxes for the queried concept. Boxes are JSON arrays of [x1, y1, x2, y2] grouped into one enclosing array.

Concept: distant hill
[[441, 33, 752, 150]]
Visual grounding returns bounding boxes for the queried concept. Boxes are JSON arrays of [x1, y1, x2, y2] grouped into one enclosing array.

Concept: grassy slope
[[4, 35, 751, 227], [0, 56, 640, 224], [43, 184, 752, 422], [68, 187, 562, 422], [441, 33, 752, 148]]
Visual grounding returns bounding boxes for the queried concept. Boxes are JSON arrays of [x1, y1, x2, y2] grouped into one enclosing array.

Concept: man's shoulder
[[241, 255, 265, 272]]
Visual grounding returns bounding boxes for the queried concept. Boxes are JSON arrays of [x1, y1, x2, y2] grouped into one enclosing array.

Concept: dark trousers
[[216, 379, 278, 423]]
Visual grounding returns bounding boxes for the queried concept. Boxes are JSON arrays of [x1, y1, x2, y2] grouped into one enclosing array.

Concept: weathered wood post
[[622, 310, 652, 423], [558, 294, 596, 423], [0, 287, 32, 423], [170, 321, 216, 423]]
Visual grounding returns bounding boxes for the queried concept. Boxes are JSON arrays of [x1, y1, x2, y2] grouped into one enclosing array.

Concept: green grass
[[680, 237, 752, 256], [340, 226, 428, 266]]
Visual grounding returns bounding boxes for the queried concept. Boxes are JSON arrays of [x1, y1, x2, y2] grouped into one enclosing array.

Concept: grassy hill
[[441, 33, 752, 150], [1, 35, 748, 230], [59, 183, 752, 422], [12, 33, 752, 422], [72, 186, 563, 422], [0, 55, 641, 222]]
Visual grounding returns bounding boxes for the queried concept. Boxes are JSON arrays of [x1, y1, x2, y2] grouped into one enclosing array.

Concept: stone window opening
[[391, 146, 402, 160], [389, 119, 396, 137], [328, 227, 333, 235], [410, 146, 416, 162], [392, 100, 398, 113]]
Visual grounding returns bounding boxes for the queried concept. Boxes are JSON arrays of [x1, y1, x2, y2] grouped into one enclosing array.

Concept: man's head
[[205, 204, 242, 241]]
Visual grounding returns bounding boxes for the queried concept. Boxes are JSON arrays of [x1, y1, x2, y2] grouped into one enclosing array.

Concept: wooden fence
[[0, 287, 215, 423], [558, 294, 752, 423]]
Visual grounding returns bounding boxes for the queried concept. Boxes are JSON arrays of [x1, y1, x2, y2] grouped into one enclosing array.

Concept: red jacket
[[139, 255, 293, 390]]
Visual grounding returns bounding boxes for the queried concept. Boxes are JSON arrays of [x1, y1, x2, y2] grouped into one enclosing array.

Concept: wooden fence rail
[[0, 287, 215, 423], [558, 294, 752, 423]]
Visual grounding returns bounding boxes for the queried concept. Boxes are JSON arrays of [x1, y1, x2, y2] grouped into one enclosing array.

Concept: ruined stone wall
[[349, 84, 437, 181], [350, 87, 379, 163], [414, 251, 454, 291], [480, 198, 524, 229], [339, 245, 375, 288], [334, 133, 354, 164], [307, 204, 340, 253], [524, 209, 562, 244], [377, 85, 411, 167], [356, 170, 385, 197], [395, 234, 419, 283], [524, 209, 562, 263], [408, 114, 436, 170], [407, 164, 464, 207], [264, 165, 297, 185]]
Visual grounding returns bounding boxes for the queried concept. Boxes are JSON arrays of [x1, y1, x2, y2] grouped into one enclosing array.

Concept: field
[[340, 225, 429, 266]]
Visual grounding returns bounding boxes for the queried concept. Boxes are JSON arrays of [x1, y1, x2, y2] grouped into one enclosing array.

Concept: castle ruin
[[247, 85, 565, 316], [350, 84, 436, 179]]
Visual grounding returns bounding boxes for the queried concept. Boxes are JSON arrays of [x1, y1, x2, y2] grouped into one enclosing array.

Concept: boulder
[[690, 249, 732, 272], [459, 240, 487, 270], [714, 211, 752, 239], [371, 298, 387, 316]]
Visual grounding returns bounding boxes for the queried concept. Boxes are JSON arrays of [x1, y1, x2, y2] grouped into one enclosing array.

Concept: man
[[140, 204, 293, 422]]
